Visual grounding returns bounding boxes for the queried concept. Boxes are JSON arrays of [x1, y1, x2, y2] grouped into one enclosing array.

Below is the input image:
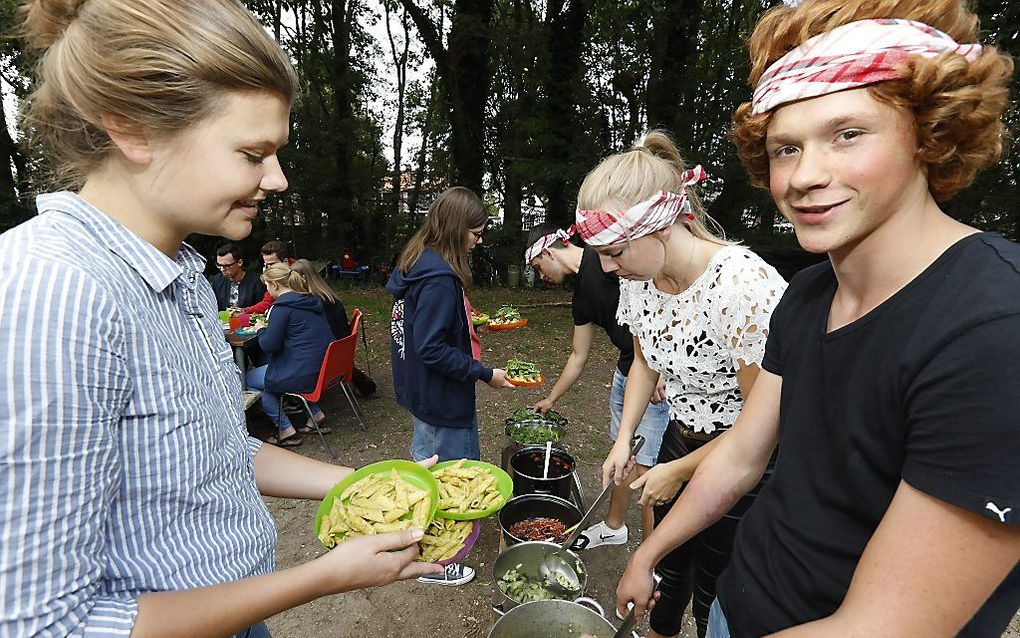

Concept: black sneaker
[[417, 562, 475, 586]]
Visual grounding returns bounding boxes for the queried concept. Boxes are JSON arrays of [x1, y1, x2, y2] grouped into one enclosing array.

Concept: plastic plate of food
[[505, 358, 544, 387], [488, 305, 528, 330], [470, 310, 490, 327], [431, 459, 513, 520], [234, 327, 259, 337], [315, 460, 440, 549], [423, 518, 482, 566]]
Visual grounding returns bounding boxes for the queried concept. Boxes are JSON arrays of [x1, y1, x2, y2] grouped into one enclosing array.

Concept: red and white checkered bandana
[[574, 165, 707, 247], [752, 19, 983, 115], [525, 228, 574, 263]]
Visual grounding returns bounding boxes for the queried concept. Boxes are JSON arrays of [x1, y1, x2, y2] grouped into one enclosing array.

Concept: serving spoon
[[538, 435, 645, 596]]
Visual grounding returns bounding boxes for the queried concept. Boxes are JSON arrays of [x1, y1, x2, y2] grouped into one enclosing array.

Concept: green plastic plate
[[431, 459, 513, 520], [314, 459, 440, 547]]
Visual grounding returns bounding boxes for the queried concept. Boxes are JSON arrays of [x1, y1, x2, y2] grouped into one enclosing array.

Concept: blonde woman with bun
[[245, 263, 334, 447], [0, 1, 441, 636], [576, 130, 787, 638]]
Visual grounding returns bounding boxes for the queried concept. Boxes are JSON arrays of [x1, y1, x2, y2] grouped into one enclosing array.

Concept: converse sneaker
[[577, 521, 628, 548], [417, 562, 475, 586]]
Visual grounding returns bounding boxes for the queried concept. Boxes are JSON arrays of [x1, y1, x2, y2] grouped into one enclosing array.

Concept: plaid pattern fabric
[[752, 19, 983, 115], [524, 228, 573, 262], [574, 165, 707, 247]]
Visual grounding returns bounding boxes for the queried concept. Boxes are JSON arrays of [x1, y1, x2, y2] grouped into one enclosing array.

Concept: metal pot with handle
[[492, 541, 587, 612], [488, 598, 640, 638]]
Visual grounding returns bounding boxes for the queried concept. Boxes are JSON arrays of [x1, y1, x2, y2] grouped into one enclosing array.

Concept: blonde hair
[[576, 130, 731, 246], [20, 0, 298, 188], [731, 0, 1014, 201], [397, 186, 488, 289], [291, 259, 341, 304], [261, 263, 310, 294]]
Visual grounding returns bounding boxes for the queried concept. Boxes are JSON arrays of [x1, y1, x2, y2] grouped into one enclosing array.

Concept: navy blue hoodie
[[387, 249, 493, 429], [257, 292, 334, 394]]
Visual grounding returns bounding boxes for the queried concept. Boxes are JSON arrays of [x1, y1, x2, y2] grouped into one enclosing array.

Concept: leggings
[[648, 422, 773, 638]]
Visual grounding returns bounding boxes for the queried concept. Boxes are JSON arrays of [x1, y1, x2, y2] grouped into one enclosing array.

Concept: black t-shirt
[[718, 234, 1020, 637], [572, 247, 635, 375]]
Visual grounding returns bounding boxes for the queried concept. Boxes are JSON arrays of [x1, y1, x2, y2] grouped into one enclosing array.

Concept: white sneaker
[[577, 521, 627, 548], [417, 562, 475, 586]]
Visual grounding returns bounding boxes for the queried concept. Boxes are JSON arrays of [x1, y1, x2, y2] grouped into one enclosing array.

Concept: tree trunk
[[0, 88, 27, 230], [385, 1, 411, 226], [541, 0, 589, 227], [400, 0, 494, 193], [328, 0, 357, 244], [645, 0, 704, 133]]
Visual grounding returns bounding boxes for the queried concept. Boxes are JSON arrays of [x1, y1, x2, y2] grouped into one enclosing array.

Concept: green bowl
[[431, 459, 513, 521], [315, 459, 440, 547]]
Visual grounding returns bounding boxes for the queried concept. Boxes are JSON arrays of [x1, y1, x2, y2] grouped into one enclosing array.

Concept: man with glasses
[[211, 243, 266, 311]]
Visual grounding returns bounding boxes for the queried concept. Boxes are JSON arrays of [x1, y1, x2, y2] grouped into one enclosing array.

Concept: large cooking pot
[[489, 599, 640, 638], [493, 540, 587, 611], [498, 494, 587, 548], [510, 446, 576, 500]]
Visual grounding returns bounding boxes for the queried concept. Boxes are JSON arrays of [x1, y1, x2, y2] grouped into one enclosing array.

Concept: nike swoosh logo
[[599, 533, 617, 541]]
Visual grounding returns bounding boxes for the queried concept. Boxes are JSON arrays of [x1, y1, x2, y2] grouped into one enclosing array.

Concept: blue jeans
[[706, 599, 731, 638], [245, 365, 320, 432], [410, 414, 480, 462], [609, 368, 670, 466], [234, 622, 272, 638]]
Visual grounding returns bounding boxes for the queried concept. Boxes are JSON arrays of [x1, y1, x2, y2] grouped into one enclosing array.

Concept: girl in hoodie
[[387, 186, 515, 584], [247, 263, 335, 447], [388, 187, 515, 462]]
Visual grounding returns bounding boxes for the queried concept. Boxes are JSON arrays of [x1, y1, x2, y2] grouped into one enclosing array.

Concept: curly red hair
[[730, 0, 1014, 201]]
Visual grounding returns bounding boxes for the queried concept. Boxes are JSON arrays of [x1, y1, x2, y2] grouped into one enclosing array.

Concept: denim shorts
[[410, 414, 480, 462], [707, 599, 731, 638], [609, 368, 670, 466]]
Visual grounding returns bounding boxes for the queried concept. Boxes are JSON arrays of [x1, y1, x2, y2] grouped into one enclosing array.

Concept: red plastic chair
[[279, 309, 367, 460]]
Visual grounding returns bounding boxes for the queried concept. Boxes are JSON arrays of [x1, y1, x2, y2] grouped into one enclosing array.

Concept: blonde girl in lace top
[[576, 131, 787, 638]]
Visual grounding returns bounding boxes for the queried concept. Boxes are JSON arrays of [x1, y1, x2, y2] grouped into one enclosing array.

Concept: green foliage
[[1, 0, 1017, 252]]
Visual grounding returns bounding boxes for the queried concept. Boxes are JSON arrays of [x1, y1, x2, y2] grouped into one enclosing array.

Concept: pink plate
[[435, 520, 482, 567]]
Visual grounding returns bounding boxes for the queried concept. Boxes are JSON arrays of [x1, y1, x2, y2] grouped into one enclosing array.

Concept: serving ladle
[[538, 435, 645, 597]]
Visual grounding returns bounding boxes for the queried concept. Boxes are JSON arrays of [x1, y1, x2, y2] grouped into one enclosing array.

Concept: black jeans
[[649, 422, 773, 638]]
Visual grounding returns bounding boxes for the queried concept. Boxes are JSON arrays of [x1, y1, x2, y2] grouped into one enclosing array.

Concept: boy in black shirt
[[613, 1, 1020, 636], [527, 223, 670, 545]]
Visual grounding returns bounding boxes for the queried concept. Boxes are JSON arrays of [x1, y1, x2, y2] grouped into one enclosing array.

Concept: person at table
[[526, 222, 669, 547], [211, 242, 266, 311], [0, 2, 442, 636], [235, 239, 294, 315], [614, 1, 1020, 636], [578, 131, 786, 638], [387, 186, 516, 586], [291, 258, 377, 397], [246, 263, 335, 447]]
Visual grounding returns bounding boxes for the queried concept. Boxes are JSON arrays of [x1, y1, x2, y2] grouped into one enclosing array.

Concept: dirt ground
[[250, 285, 1020, 638]]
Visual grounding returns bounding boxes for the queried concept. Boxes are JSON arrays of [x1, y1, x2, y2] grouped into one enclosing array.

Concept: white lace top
[[617, 246, 787, 434]]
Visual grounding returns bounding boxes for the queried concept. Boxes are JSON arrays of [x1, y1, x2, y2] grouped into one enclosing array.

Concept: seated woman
[[246, 263, 334, 446], [292, 259, 378, 397], [292, 259, 349, 336]]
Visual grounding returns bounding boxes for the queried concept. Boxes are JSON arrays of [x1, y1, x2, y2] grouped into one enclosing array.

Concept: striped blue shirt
[[0, 193, 276, 637]]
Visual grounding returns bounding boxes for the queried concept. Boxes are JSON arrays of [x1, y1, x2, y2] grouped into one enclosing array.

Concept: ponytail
[[577, 129, 732, 246], [261, 262, 310, 294]]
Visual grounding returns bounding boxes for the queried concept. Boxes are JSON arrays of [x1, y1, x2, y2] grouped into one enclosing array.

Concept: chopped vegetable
[[497, 565, 572, 602], [489, 305, 523, 325], [506, 359, 541, 382], [507, 423, 563, 444]]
